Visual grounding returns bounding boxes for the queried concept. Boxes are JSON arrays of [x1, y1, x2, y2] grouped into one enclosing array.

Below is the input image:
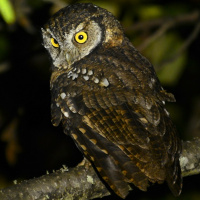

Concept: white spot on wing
[[72, 73, 78, 80], [100, 78, 109, 87], [64, 112, 69, 117], [88, 70, 93, 75], [93, 77, 99, 83], [67, 72, 78, 80], [60, 93, 66, 99], [83, 75, 89, 81], [67, 71, 72, 76], [56, 103, 60, 107], [82, 68, 87, 74], [61, 108, 69, 118], [69, 106, 77, 113]]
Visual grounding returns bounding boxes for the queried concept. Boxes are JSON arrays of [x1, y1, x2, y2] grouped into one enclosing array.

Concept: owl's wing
[[51, 59, 182, 198], [69, 88, 181, 198]]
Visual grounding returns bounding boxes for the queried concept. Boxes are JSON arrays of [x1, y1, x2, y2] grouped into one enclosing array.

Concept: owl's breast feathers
[[50, 42, 182, 198]]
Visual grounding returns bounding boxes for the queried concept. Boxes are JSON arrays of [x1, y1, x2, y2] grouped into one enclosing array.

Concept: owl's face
[[42, 3, 124, 71], [42, 20, 102, 70]]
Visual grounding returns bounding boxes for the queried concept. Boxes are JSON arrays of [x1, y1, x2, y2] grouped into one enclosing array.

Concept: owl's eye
[[51, 38, 59, 48], [75, 32, 88, 44]]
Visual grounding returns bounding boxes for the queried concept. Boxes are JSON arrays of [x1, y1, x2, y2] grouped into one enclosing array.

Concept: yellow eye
[[75, 32, 88, 44], [51, 38, 59, 48]]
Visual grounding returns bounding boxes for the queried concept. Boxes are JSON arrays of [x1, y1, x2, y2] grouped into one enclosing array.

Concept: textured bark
[[0, 159, 110, 200], [180, 138, 200, 177], [0, 138, 200, 200]]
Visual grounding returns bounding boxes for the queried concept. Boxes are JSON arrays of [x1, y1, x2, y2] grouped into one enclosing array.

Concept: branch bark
[[0, 138, 200, 200], [180, 138, 200, 177], [125, 10, 200, 33], [124, 10, 200, 56]]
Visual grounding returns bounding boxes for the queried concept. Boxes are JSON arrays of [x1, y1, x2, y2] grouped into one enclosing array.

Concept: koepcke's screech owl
[[42, 3, 182, 198]]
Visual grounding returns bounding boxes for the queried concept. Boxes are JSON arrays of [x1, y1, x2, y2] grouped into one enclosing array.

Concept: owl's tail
[[72, 124, 150, 198], [166, 157, 182, 196]]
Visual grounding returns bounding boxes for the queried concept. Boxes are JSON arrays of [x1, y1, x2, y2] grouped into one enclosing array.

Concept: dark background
[[0, 0, 200, 199]]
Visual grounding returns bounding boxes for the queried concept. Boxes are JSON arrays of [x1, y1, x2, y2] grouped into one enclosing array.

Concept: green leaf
[[137, 5, 163, 19], [0, 0, 15, 24]]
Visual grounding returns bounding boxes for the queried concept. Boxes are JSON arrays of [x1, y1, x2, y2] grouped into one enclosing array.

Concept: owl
[[42, 3, 182, 198]]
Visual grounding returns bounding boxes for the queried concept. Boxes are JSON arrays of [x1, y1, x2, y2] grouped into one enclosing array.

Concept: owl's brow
[[45, 28, 57, 41], [54, 17, 65, 34], [60, 21, 85, 32]]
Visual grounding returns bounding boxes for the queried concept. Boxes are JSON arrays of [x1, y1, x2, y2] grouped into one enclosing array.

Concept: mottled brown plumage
[[42, 3, 182, 198]]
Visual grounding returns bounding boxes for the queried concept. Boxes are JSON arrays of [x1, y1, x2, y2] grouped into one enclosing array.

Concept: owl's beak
[[65, 49, 80, 67], [65, 53, 73, 66]]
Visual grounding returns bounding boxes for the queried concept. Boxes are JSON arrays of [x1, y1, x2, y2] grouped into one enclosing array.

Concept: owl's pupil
[[78, 35, 84, 40]]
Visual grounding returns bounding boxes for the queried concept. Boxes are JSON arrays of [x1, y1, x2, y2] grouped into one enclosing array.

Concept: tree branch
[[136, 11, 200, 51], [0, 159, 110, 200], [0, 138, 200, 200], [125, 10, 200, 33], [180, 138, 200, 177], [156, 21, 200, 70], [124, 10, 200, 55]]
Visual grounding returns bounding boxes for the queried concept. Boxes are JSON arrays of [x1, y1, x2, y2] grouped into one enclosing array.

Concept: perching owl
[[42, 3, 182, 198]]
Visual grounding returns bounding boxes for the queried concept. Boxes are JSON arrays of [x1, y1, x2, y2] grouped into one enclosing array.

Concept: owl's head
[[42, 3, 124, 71]]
